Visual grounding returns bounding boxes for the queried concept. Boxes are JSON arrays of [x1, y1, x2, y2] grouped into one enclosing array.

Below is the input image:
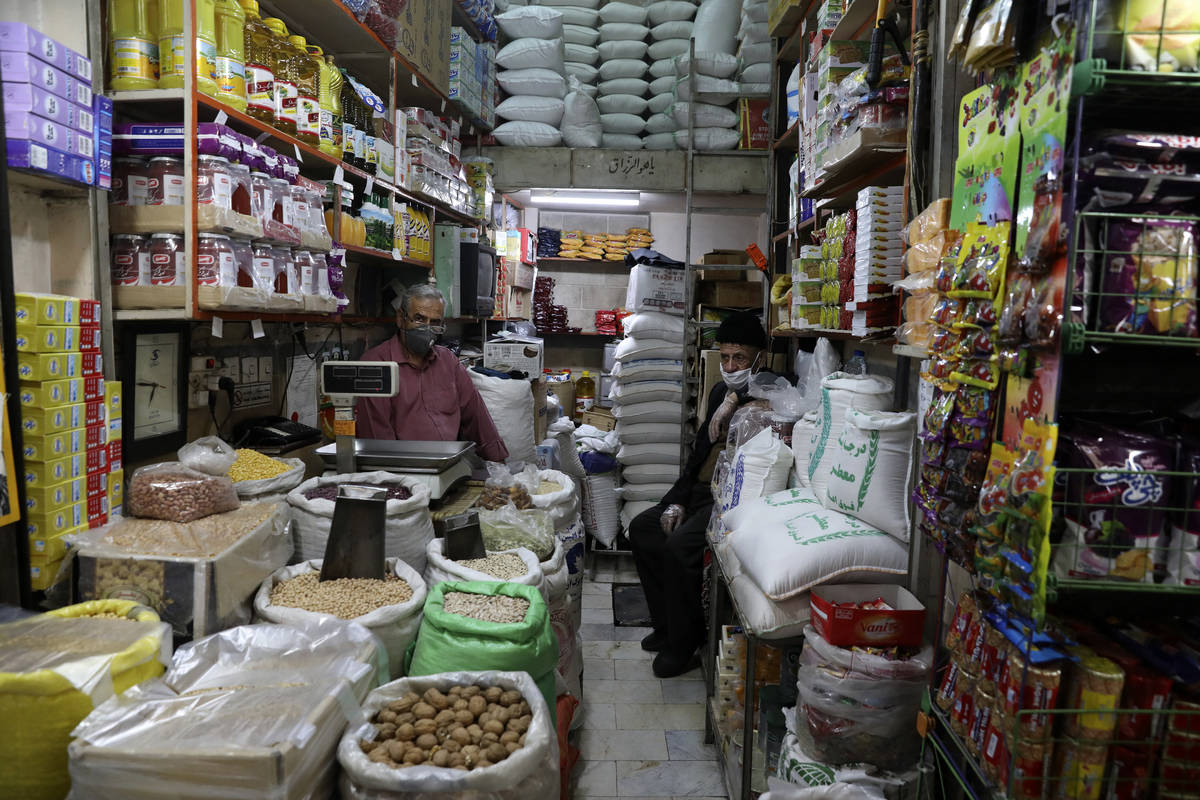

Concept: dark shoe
[[641, 631, 666, 652], [652, 649, 701, 679]]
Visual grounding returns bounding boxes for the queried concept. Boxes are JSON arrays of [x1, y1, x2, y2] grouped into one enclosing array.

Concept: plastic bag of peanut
[[127, 462, 240, 523]]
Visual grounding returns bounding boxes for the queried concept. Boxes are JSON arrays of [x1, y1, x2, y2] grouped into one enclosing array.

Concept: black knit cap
[[715, 311, 766, 349]]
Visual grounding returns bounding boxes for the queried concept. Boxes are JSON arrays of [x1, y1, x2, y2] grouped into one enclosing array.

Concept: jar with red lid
[[251, 241, 275, 291], [112, 157, 149, 207], [197, 233, 236, 286], [271, 245, 296, 295], [147, 233, 184, 286], [111, 234, 148, 285], [146, 157, 184, 206], [229, 162, 252, 216], [250, 171, 274, 224], [197, 155, 233, 209], [230, 238, 254, 287]]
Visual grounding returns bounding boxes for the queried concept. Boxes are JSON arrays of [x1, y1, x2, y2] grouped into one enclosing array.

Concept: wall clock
[[121, 324, 188, 461]]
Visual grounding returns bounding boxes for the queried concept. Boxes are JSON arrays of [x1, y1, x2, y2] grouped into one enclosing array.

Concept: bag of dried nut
[[126, 463, 240, 523], [336, 670, 559, 799]]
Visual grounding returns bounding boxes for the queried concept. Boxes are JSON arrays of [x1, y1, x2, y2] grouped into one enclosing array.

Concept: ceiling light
[[528, 191, 640, 208]]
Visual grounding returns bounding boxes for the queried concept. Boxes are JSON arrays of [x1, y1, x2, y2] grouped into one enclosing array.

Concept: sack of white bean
[[126, 463, 240, 523], [423, 540, 544, 600], [287, 472, 434, 573], [337, 670, 559, 799], [527, 469, 579, 531], [253, 558, 428, 679], [408, 582, 559, 725]]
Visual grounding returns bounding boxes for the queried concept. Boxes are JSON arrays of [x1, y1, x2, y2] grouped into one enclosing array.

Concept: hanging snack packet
[[950, 223, 1011, 300], [1017, 174, 1064, 275], [951, 357, 1002, 391], [1023, 277, 1063, 348], [999, 273, 1037, 344], [976, 443, 1017, 543], [931, 297, 965, 328], [955, 298, 1000, 330], [955, 385, 998, 421], [924, 387, 958, 439], [955, 328, 997, 360]]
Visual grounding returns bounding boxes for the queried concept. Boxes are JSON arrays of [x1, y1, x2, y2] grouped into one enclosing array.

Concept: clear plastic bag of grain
[[127, 463, 240, 523]]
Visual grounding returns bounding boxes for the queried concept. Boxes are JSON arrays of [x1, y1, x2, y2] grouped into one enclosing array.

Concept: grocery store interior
[[1, 0, 1199, 798]]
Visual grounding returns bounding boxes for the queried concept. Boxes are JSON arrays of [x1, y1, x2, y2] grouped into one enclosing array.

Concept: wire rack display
[[1076, 1, 1200, 92]]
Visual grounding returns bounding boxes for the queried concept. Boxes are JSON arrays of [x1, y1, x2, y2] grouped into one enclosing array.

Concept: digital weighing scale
[[315, 439, 476, 501]]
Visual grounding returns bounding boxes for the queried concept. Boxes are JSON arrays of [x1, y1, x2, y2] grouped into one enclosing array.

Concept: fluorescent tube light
[[528, 192, 640, 208]]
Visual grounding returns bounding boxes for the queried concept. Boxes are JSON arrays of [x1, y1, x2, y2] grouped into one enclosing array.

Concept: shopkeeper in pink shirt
[[356, 283, 509, 462]]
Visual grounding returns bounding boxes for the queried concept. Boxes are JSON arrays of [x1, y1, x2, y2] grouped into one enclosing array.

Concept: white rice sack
[[650, 20, 694, 41], [615, 336, 680, 361], [600, 58, 649, 80], [563, 23, 600, 44], [649, 75, 676, 95], [821, 409, 916, 542], [617, 483, 673, 502], [602, 133, 644, 148], [564, 42, 600, 64], [492, 120, 563, 147], [498, 68, 568, 98], [644, 112, 676, 134], [674, 126, 740, 150], [497, 96, 566, 126], [620, 500, 658, 530], [805, 372, 894, 505], [598, 39, 649, 60], [623, 311, 686, 341], [601, 113, 646, 134], [737, 40, 772, 64], [647, 92, 674, 113], [598, 77, 650, 96], [610, 400, 682, 424], [648, 0, 696, 24], [614, 420, 682, 443], [623, 463, 682, 483], [674, 74, 739, 104], [671, 101, 737, 128], [648, 38, 690, 59], [791, 413, 819, 488], [496, 37, 565, 71], [738, 20, 769, 44], [743, 0, 768, 22], [610, 358, 683, 381], [693, 0, 740, 55], [741, 62, 771, 84], [467, 369, 538, 464], [740, 82, 769, 95], [565, 62, 599, 83], [597, 93, 649, 114], [497, 6, 564, 38], [611, 380, 683, 403], [674, 51, 738, 78], [551, 0, 599, 6], [561, 82, 604, 147], [716, 427, 792, 518], [726, 488, 909, 601], [598, 22, 650, 41], [598, 1, 648, 23], [556, 5, 600, 25], [648, 58, 676, 77]]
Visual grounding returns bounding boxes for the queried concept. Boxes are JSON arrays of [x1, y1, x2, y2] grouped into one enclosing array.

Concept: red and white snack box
[[810, 584, 926, 648]]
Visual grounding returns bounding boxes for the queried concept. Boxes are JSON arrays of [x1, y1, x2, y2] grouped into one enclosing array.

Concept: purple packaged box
[[0, 52, 90, 107], [6, 138, 94, 185], [3, 82, 93, 134], [94, 95, 113, 132], [6, 111, 93, 158], [0, 23, 92, 84], [112, 121, 184, 155]]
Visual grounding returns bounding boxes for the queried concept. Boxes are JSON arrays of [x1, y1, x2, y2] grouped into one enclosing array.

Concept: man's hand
[[708, 393, 739, 444], [660, 504, 685, 533]]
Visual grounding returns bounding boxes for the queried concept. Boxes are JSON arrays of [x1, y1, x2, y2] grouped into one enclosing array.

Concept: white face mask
[[722, 366, 751, 390]]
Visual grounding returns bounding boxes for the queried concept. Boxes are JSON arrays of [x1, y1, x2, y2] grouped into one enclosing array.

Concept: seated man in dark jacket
[[628, 311, 768, 678]]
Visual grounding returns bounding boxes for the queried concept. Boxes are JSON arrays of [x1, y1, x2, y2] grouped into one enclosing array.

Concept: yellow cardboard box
[[59, 296, 80, 325], [21, 431, 71, 461], [24, 454, 79, 486], [25, 501, 84, 538], [19, 379, 72, 407], [24, 478, 83, 514], [30, 558, 64, 590], [14, 292, 64, 325], [21, 403, 84, 436], [29, 524, 82, 562], [107, 469, 124, 511], [17, 353, 65, 381], [105, 380, 123, 419], [15, 325, 77, 353]]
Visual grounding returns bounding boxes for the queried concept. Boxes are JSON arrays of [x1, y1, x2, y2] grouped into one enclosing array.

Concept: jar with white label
[[249, 170, 274, 224], [312, 251, 332, 300], [197, 155, 233, 209], [269, 177, 292, 227], [146, 157, 185, 206], [113, 157, 149, 206], [229, 162, 253, 216], [289, 184, 311, 234], [294, 249, 315, 295], [111, 234, 149, 285], [305, 186, 327, 235], [271, 245, 296, 295], [147, 233, 184, 285], [197, 233, 236, 286], [251, 241, 275, 292], [230, 237, 255, 287]]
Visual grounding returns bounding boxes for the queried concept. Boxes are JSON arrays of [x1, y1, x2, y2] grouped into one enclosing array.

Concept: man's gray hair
[[399, 283, 447, 316]]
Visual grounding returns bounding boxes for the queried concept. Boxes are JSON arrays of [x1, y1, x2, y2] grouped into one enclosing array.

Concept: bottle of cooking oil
[[339, 68, 356, 167], [308, 46, 334, 156], [108, 0, 158, 90], [575, 370, 595, 418], [147, 0, 160, 81], [159, 0, 218, 95], [213, 0, 245, 110], [240, 0, 274, 123], [326, 56, 344, 158], [262, 18, 296, 135], [288, 36, 319, 146]]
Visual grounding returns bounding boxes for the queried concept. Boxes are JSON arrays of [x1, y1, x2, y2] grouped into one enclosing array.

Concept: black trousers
[[628, 497, 713, 657]]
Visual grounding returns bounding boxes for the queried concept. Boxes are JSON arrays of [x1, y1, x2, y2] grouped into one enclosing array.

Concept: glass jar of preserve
[[251, 241, 276, 290], [147, 233, 184, 286], [228, 161, 252, 216], [269, 177, 292, 226], [146, 156, 185, 206], [271, 245, 296, 295], [197, 155, 233, 208], [250, 170, 274, 223], [111, 234, 148, 285], [230, 237, 255, 288], [294, 248, 315, 295], [113, 156, 149, 206], [289, 183, 310, 233], [197, 232, 236, 286]]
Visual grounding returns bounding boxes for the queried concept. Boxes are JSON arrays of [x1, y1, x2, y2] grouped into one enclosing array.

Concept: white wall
[[649, 211, 768, 263]]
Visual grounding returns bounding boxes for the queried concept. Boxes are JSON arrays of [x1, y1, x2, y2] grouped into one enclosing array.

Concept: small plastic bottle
[[844, 349, 868, 375]]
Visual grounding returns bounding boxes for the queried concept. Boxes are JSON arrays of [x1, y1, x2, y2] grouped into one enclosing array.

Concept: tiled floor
[[570, 554, 725, 800]]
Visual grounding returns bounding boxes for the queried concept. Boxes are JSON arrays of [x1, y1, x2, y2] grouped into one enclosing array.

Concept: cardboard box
[[105, 380, 123, 419], [15, 324, 74, 352], [0, 22, 91, 81], [579, 408, 616, 431], [531, 378, 548, 443], [810, 584, 926, 648], [739, 98, 770, 150], [21, 402, 83, 435], [14, 292, 64, 325], [697, 280, 764, 308], [19, 378, 74, 407], [511, 260, 535, 290], [699, 250, 750, 265], [3, 82, 94, 134], [22, 431, 72, 462], [395, 0, 451, 96], [626, 265, 686, 315], [26, 505, 79, 539], [484, 335, 544, 377], [508, 286, 531, 319], [108, 469, 124, 511], [29, 526, 79, 563], [30, 558, 64, 590], [0, 51, 91, 106], [24, 477, 82, 513]]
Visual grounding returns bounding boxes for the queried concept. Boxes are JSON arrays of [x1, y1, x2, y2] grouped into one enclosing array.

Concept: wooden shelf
[[802, 130, 907, 209], [772, 328, 896, 343], [772, 120, 800, 151], [451, 0, 490, 44], [831, 0, 887, 42], [342, 243, 433, 270], [540, 330, 614, 337]]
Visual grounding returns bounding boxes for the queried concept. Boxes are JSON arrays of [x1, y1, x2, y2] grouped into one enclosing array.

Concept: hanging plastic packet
[[955, 328, 997, 360], [1023, 278, 1063, 348], [930, 327, 962, 357], [923, 388, 958, 439], [944, 447, 990, 504], [925, 358, 960, 385], [935, 251, 960, 294], [947, 0, 982, 62], [998, 272, 1037, 344], [922, 437, 948, 467], [949, 409, 994, 447], [950, 223, 1011, 300], [964, 0, 1018, 72], [955, 299, 999, 330], [955, 385, 998, 421], [930, 297, 965, 328], [1017, 174, 1063, 274], [975, 443, 1017, 543], [951, 357, 1002, 391], [1005, 419, 1058, 625]]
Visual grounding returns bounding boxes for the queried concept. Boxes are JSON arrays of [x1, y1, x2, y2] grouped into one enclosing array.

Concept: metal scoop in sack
[[320, 484, 387, 581], [441, 509, 486, 561]]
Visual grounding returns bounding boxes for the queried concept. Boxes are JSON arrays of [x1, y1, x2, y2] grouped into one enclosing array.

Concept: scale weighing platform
[[315, 439, 476, 501]]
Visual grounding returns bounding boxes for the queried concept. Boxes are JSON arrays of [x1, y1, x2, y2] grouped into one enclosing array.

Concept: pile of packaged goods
[[665, 0, 741, 151], [737, 0, 771, 95], [557, 227, 651, 260], [403, 107, 477, 216], [450, 27, 498, 129], [492, 6, 569, 147], [790, 245, 822, 330], [895, 198, 953, 350], [533, 275, 570, 333], [2, 22, 111, 188], [813, 209, 854, 331], [15, 294, 121, 591]]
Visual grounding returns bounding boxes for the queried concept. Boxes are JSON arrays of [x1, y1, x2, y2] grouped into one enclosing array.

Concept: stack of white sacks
[[493, 6, 569, 146], [737, 0, 771, 95], [640, 0, 696, 148], [610, 311, 688, 527], [671, 0, 741, 150], [595, 1, 651, 148]]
